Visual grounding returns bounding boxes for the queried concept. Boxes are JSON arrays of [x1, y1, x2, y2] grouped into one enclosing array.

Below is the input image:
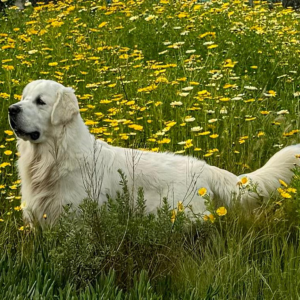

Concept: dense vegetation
[[1, 0, 300, 298]]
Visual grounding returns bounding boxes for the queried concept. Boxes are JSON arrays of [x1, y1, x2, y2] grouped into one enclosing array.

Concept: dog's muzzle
[[8, 104, 40, 141]]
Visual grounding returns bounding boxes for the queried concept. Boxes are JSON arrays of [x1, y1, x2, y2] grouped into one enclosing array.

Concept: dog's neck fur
[[18, 115, 92, 225]]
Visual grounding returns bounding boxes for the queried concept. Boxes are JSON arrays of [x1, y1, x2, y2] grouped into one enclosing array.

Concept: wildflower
[[85, 120, 99, 126], [184, 140, 193, 149], [220, 97, 230, 102], [171, 209, 176, 223], [245, 117, 256, 121], [170, 101, 183, 106], [238, 176, 249, 186], [2, 65, 14, 71], [279, 179, 288, 187], [178, 92, 189, 97], [14, 206, 21, 211], [145, 15, 157, 21], [216, 207, 227, 216], [191, 126, 202, 132], [203, 213, 215, 223], [207, 44, 218, 49], [203, 41, 215, 46], [220, 107, 228, 114], [264, 90, 276, 97], [231, 97, 242, 101], [28, 50, 38, 55], [257, 131, 265, 137], [198, 187, 207, 197], [157, 138, 171, 144], [185, 116, 195, 122], [277, 110, 289, 115], [0, 162, 11, 168], [128, 124, 143, 131], [198, 131, 211, 136], [98, 21, 108, 28], [186, 50, 196, 54], [4, 130, 14, 136], [43, 214, 47, 219], [177, 201, 184, 212], [19, 226, 24, 231], [281, 191, 292, 199], [260, 111, 270, 115], [287, 187, 297, 194], [244, 86, 258, 90], [129, 16, 139, 21], [209, 134, 219, 139], [4, 150, 12, 155], [182, 86, 193, 91]]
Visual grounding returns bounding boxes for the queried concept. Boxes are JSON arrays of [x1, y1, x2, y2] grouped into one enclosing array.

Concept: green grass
[[1, 0, 300, 298]]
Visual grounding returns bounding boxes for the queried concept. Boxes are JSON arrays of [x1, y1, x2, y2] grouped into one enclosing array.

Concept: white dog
[[8, 80, 300, 225]]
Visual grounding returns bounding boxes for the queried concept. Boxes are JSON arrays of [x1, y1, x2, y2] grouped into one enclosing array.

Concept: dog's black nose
[[8, 105, 21, 115]]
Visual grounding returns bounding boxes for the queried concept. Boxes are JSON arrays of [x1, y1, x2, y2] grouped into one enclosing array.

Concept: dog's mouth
[[9, 117, 40, 141]]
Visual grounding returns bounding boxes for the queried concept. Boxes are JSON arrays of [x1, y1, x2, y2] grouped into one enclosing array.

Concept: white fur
[[10, 80, 300, 225]]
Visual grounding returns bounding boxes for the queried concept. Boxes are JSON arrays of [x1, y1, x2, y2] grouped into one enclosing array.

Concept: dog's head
[[8, 80, 79, 143]]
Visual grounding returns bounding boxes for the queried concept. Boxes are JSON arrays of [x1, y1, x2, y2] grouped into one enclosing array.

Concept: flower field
[[1, 0, 300, 298]]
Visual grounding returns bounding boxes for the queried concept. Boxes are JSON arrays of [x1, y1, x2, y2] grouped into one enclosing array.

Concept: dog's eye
[[36, 97, 46, 105]]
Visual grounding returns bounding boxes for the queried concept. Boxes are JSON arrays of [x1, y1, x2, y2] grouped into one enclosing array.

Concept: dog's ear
[[51, 87, 79, 126]]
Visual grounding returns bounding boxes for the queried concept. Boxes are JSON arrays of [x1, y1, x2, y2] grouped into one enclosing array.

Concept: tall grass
[[1, 0, 300, 298]]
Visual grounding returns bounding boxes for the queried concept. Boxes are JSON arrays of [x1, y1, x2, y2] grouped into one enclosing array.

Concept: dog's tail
[[239, 144, 300, 206]]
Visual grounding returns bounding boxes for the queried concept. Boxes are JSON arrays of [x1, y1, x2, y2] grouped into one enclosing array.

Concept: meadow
[[1, 0, 300, 298]]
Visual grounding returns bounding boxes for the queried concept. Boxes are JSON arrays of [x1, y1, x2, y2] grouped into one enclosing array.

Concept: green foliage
[[1, 171, 300, 298], [2, 0, 300, 298], [47, 171, 190, 289]]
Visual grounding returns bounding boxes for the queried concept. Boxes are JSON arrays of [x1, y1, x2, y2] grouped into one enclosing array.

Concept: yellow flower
[[177, 201, 184, 212], [203, 213, 215, 223], [209, 134, 219, 139], [268, 90, 276, 96], [19, 226, 24, 231], [279, 179, 288, 188], [198, 131, 211, 136], [238, 176, 248, 186], [98, 21, 108, 28], [4, 130, 14, 136], [14, 206, 21, 211], [216, 207, 227, 216], [281, 191, 292, 199], [128, 124, 143, 131], [43, 214, 47, 219], [158, 138, 171, 144], [287, 187, 297, 194], [4, 150, 12, 155], [207, 44, 218, 49], [198, 187, 207, 197], [260, 111, 270, 115], [171, 209, 176, 223], [85, 120, 99, 126], [2, 65, 14, 71], [48, 62, 58, 66]]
